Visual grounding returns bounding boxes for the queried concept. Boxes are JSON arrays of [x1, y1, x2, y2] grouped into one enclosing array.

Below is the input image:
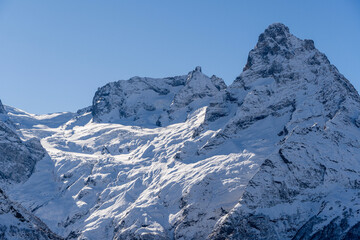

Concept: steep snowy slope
[[1, 23, 359, 240], [0, 100, 61, 239], [0, 101, 46, 184], [0, 188, 62, 240]]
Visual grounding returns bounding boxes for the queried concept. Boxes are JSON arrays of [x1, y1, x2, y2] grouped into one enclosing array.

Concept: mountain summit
[[0, 23, 359, 240]]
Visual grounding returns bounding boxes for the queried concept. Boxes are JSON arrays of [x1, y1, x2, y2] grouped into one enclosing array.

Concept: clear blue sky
[[0, 0, 359, 114]]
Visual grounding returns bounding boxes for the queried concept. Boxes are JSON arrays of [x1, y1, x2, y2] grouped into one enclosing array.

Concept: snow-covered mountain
[[92, 66, 226, 127], [0, 101, 61, 239], [0, 23, 359, 240]]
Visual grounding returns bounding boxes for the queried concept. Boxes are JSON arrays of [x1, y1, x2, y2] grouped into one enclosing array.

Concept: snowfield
[[0, 23, 360, 239], [6, 106, 266, 239]]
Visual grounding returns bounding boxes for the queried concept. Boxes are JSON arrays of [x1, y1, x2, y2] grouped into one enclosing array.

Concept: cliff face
[[0, 23, 359, 240], [0, 100, 6, 114], [0, 101, 45, 184], [0, 189, 62, 240]]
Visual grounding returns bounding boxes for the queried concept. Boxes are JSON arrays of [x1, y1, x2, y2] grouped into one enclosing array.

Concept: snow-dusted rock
[[0, 101, 56, 239], [92, 74, 186, 126], [0, 100, 5, 114], [0, 106, 45, 184], [209, 23, 360, 240], [0, 188, 62, 240], [92, 67, 226, 127]]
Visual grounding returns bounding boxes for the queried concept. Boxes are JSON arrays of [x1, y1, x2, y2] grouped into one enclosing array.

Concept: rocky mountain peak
[[241, 23, 302, 72], [254, 23, 295, 59], [186, 66, 204, 84], [259, 23, 291, 44], [211, 22, 360, 155], [232, 22, 358, 102], [194, 66, 202, 72], [91, 66, 227, 126], [0, 99, 5, 114]]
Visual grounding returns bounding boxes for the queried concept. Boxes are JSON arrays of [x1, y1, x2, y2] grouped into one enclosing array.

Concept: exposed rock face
[[0, 189, 62, 240], [1, 23, 359, 240], [0, 103, 45, 184], [0, 100, 6, 114]]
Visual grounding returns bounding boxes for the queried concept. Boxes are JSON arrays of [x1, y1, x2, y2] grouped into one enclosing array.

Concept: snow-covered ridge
[[0, 23, 359, 240], [92, 66, 226, 127]]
